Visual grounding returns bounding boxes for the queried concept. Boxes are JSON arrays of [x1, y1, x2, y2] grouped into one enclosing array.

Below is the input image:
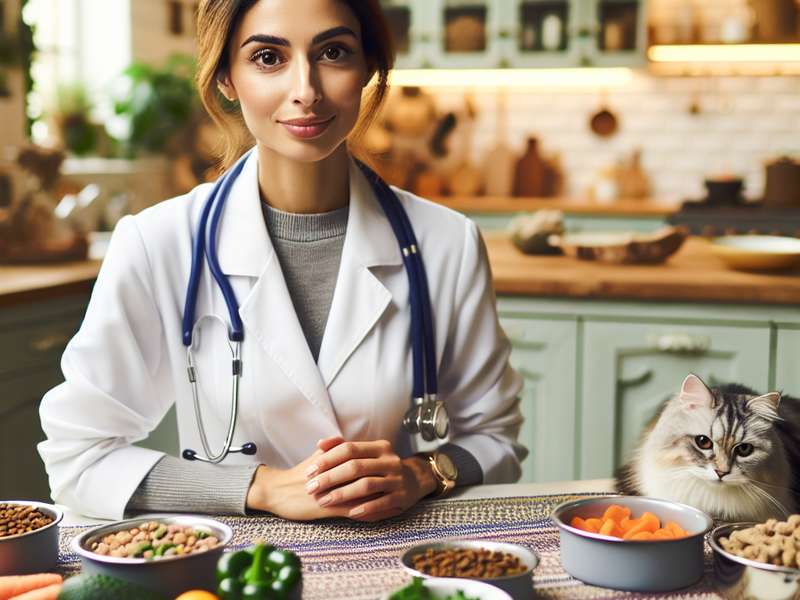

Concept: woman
[[38, 0, 526, 521]]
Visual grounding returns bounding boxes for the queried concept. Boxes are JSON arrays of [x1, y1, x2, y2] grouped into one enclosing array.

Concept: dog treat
[[0, 503, 54, 538], [718, 515, 800, 568], [411, 547, 527, 579]]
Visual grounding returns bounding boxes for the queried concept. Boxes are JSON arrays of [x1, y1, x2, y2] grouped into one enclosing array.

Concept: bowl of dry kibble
[[0, 501, 63, 575], [710, 516, 800, 600], [70, 514, 232, 599], [399, 540, 538, 599]]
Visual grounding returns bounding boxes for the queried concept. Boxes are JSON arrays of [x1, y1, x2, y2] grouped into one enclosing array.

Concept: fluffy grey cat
[[615, 374, 800, 522]]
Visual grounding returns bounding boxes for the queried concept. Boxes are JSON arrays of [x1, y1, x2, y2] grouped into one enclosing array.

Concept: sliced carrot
[[570, 516, 591, 531], [585, 518, 603, 533], [654, 529, 676, 540], [623, 511, 661, 540], [619, 516, 638, 533], [0, 575, 63, 600], [601, 505, 631, 524], [598, 518, 625, 538], [664, 521, 689, 538], [8, 583, 62, 600], [630, 531, 659, 541]]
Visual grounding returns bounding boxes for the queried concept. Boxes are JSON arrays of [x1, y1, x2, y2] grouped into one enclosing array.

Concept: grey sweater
[[126, 204, 481, 516]]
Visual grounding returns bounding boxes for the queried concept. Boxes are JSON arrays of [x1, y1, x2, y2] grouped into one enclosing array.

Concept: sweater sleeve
[[126, 456, 259, 516]]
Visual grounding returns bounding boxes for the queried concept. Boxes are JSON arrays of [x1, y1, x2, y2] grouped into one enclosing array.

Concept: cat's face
[[657, 375, 782, 487]]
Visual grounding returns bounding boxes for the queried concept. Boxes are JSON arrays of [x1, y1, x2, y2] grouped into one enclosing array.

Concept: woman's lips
[[279, 115, 335, 139]]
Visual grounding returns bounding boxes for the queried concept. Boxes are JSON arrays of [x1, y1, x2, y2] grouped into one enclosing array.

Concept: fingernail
[[317, 494, 331, 507], [305, 464, 319, 477], [349, 506, 365, 517], [305, 479, 319, 494]]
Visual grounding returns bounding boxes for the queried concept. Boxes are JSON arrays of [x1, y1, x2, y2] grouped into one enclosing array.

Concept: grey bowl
[[399, 539, 538, 600], [71, 514, 232, 599], [551, 496, 713, 592], [710, 522, 800, 600], [0, 501, 63, 576]]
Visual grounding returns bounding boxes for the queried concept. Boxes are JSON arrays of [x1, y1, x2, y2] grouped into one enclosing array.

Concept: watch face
[[437, 452, 457, 480], [433, 403, 449, 438]]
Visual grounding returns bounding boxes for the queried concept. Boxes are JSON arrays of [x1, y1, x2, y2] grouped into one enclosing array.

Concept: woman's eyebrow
[[241, 33, 290, 48], [312, 26, 357, 45]]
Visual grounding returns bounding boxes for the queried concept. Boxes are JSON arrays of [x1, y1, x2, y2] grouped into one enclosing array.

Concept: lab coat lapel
[[316, 158, 401, 388], [215, 151, 340, 429]]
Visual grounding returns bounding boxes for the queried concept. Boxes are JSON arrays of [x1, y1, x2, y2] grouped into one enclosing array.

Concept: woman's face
[[220, 0, 373, 164]]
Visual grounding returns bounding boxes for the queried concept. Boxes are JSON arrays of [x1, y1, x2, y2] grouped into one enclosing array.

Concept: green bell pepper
[[217, 543, 302, 600]]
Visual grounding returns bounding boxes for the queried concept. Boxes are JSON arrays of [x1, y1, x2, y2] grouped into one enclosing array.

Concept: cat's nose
[[715, 469, 728, 479]]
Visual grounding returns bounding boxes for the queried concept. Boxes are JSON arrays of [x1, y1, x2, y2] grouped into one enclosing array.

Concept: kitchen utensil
[[551, 496, 713, 593], [483, 91, 516, 197], [710, 522, 800, 600], [383, 577, 513, 600], [0, 501, 63, 576], [71, 514, 233, 599], [399, 540, 538, 600], [763, 156, 800, 207], [590, 92, 618, 137], [549, 226, 689, 264], [709, 235, 800, 271]]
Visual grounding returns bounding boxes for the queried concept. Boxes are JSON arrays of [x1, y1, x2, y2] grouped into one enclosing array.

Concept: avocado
[[57, 573, 169, 600]]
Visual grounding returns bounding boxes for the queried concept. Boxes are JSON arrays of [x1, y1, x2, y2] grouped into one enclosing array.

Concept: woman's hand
[[246, 448, 365, 520], [304, 436, 438, 521]]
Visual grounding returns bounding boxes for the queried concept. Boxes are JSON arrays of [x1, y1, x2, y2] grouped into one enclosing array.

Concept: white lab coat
[[38, 153, 526, 519]]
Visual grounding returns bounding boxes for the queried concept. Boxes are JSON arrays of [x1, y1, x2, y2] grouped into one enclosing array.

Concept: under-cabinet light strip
[[648, 44, 800, 63], [388, 68, 633, 88]]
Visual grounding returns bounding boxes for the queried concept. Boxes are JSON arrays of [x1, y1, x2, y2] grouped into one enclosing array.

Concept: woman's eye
[[735, 443, 754, 457], [695, 435, 713, 450], [321, 45, 350, 62], [251, 50, 281, 67]]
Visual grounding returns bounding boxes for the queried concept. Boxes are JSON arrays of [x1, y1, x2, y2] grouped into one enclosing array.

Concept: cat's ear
[[679, 374, 714, 410], [747, 392, 782, 421]]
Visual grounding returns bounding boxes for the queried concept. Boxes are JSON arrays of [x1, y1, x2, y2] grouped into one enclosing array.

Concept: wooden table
[[0, 260, 101, 308], [484, 233, 800, 305]]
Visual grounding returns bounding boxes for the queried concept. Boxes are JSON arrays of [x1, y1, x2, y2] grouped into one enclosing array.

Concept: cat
[[615, 373, 800, 523]]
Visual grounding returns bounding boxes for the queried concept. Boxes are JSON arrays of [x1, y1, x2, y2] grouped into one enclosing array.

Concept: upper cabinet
[[380, 0, 648, 69]]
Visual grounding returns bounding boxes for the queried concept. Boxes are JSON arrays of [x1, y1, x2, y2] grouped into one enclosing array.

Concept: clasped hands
[[246, 436, 437, 522]]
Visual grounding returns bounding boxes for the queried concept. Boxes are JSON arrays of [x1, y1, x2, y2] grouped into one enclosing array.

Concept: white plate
[[710, 235, 800, 271], [384, 577, 514, 600]]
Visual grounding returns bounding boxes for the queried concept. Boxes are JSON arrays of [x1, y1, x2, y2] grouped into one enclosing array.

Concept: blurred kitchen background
[[2, 0, 800, 502]]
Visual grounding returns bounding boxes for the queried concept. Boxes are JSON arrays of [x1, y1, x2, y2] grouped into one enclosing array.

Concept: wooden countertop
[[484, 232, 800, 305], [432, 196, 681, 216], [0, 260, 102, 308], [2, 234, 799, 307]]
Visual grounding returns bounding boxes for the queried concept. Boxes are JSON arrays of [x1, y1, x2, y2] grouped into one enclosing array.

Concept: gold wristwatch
[[423, 451, 457, 497]]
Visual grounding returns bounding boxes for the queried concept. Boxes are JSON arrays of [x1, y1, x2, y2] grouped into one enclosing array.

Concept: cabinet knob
[[648, 332, 710, 353]]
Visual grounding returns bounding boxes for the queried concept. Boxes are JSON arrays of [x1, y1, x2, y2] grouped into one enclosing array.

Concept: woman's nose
[[290, 60, 322, 106]]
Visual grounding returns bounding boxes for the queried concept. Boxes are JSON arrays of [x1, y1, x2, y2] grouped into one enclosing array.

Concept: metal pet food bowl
[[710, 522, 800, 600], [551, 496, 713, 593], [399, 539, 538, 599], [71, 514, 233, 599], [0, 500, 63, 576]]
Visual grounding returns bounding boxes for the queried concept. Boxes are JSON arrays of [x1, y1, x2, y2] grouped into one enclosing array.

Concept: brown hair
[[196, 0, 395, 172]]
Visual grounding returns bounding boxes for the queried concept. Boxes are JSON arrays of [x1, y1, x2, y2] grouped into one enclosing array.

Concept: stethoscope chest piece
[[403, 396, 449, 442]]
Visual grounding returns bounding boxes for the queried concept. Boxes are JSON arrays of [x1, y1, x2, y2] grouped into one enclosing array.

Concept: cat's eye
[[735, 443, 754, 457], [695, 435, 713, 450]]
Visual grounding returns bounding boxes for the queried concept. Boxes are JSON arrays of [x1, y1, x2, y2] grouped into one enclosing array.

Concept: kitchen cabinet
[[381, 0, 648, 69], [497, 295, 800, 484]]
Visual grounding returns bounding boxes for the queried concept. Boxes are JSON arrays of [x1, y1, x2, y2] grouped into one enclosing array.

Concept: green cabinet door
[[776, 327, 800, 397], [498, 315, 578, 483], [579, 319, 773, 480]]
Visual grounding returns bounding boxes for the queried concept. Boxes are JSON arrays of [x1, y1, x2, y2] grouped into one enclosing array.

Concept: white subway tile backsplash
[[733, 95, 774, 113], [753, 114, 795, 132], [774, 95, 800, 112], [757, 78, 800, 94], [711, 114, 753, 132]]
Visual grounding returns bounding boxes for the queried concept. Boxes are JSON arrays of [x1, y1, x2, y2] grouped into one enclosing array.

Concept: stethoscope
[[181, 150, 449, 463]]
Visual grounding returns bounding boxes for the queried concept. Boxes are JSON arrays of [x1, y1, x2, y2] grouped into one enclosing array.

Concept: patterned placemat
[[56, 494, 722, 600]]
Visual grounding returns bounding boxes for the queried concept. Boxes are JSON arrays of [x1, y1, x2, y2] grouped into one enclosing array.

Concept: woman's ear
[[363, 57, 378, 88], [217, 70, 238, 101]]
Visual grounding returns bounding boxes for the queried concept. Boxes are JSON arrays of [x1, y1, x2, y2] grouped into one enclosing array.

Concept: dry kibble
[[0, 503, 54, 538], [411, 547, 527, 579], [719, 515, 800, 569], [86, 521, 218, 560]]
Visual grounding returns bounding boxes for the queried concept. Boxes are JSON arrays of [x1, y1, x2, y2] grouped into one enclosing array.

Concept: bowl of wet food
[[0, 501, 63, 575], [710, 516, 800, 600], [551, 496, 713, 592], [399, 540, 538, 600], [71, 514, 232, 599]]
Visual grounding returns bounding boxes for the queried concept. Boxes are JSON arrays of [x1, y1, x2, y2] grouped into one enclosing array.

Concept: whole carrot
[[8, 582, 62, 600], [0, 574, 62, 600]]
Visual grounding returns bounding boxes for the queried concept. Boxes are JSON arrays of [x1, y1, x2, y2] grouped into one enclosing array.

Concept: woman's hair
[[196, 0, 395, 172]]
